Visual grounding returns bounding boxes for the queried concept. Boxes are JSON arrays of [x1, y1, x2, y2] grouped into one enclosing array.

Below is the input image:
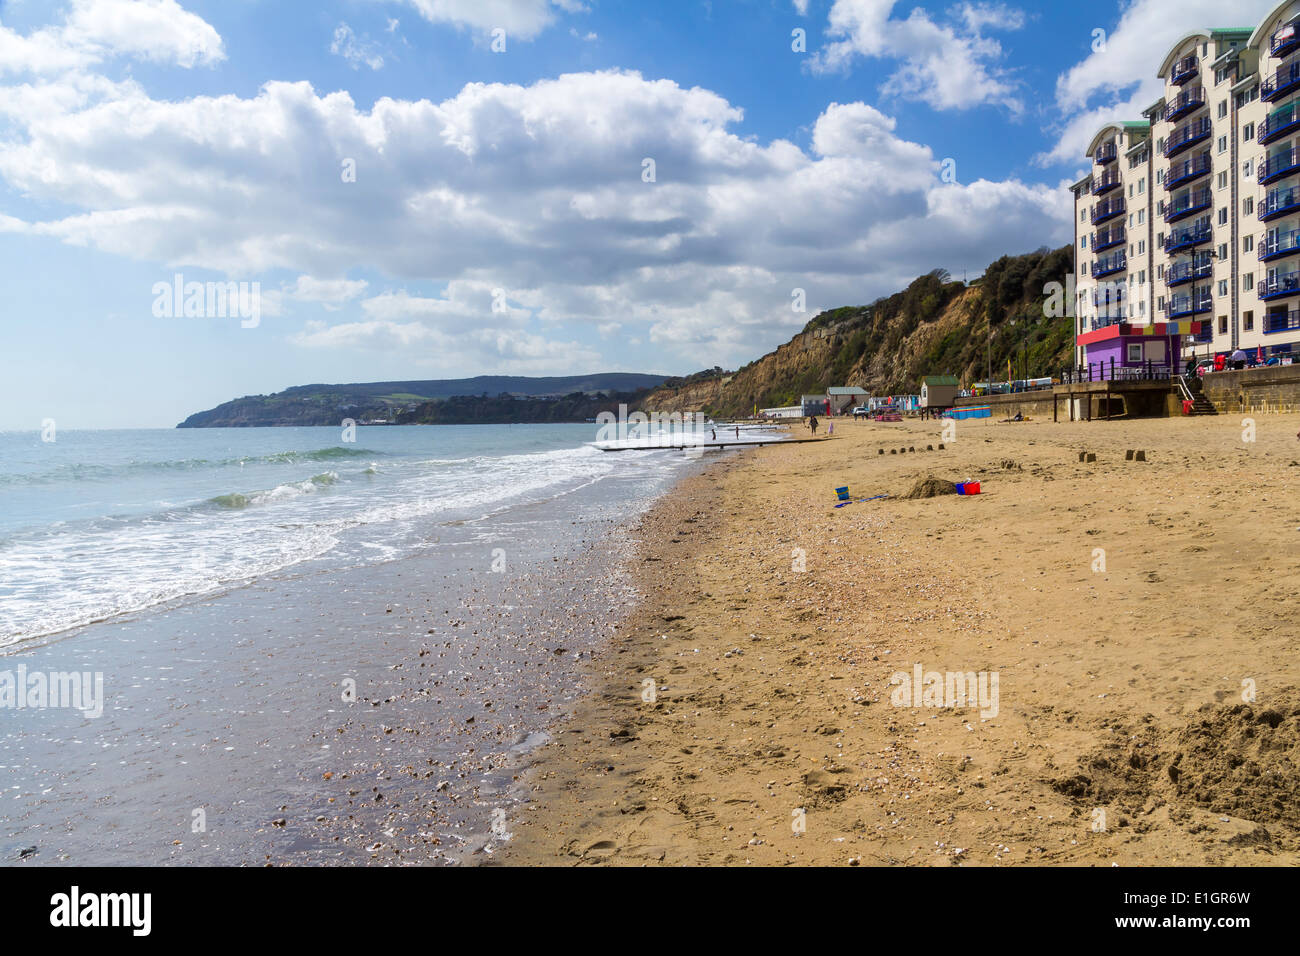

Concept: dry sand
[[496, 412, 1300, 866]]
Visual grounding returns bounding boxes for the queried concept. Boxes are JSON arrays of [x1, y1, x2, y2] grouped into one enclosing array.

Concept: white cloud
[[397, 0, 582, 41], [1040, 0, 1279, 165], [0, 4, 1068, 373], [0, 0, 224, 75], [331, 23, 385, 71], [811, 0, 1025, 112]]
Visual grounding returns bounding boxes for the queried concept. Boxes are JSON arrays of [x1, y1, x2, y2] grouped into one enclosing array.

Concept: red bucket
[[964, 481, 981, 495]]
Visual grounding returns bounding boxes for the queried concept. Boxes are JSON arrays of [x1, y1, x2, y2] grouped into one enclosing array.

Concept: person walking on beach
[[710, 428, 716, 442], [809, 416, 818, 435]]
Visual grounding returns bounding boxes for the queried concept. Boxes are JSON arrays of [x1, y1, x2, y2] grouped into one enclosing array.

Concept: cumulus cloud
[[0, 0, 223, 75], [0, 4, 1068, 371], [811, 0, 1025, 112], [1039, 0, 1278, 166], [396, 0, 584, 41]]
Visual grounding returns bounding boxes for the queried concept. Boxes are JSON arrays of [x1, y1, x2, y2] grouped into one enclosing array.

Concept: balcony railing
[[1163, 186, 1212, 223], [1260, 229, 1300, 261], [1060, 361, 1172, 385], [1163, 87, 1206, 122], [1260, 184, 1300, 221], [1091, 196, 1125, 224], [1170, 54, 1199, 86], [1167, 289, 1213, 317], [1092, 251, 1127, 278], [1163, 117, 1212, 157], [1164, 220, 1212, 253], [1259, 147, 1300, 185], [1265, 309, 1300, 333], [1165, 256, 1213, 286], [1094, 143, 1118, 165], [1092, 225, 1126, 252], [1260, 103, 1300, 145], [1263, 55, 1300, 102], [1166, 153, 1211, 190], [1091, 170, 1121, 195], [1272, 22, 1300, 59], [1259, 270, 1300, 300]]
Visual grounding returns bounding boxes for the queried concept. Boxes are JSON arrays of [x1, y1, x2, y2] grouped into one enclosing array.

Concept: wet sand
[[498, 413, 1300, 866]]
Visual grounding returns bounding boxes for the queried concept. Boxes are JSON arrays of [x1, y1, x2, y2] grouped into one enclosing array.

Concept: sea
[[0, 422, 779, 865]]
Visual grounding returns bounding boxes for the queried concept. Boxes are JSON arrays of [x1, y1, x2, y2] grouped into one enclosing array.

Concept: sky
[[0, 0, 1287, 428]]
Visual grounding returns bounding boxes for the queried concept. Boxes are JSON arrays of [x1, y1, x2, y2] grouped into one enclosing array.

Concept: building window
[[1218, 207, 1228, 225], [1127, 343, 1143, 363], [1081, 236, 1088, 248], [1157, 168, 1165, 184], [1218, 279, 1229, 297], [1218, 100, 1228, 118], [1244, 197, 1254, 215], [1219, 315, 1228, 334], [1244, 159, 1254, 177], [1218, 135, 1228, 153], [1139, 177, 1145, 193], [1218, 171, 1229, 189], [1218, 243, 1228, 260], [1244, 122, 1255, 141], [1138, 209, 1145, 224], [1244, 272, 1254, 290], [1244, 310, 1254, 331], [1244, 234, 1254, 252], [1157, 263, 1165, 278], [1138, 240, 1146, 255]]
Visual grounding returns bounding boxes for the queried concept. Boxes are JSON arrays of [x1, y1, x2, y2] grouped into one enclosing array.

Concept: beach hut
[[920, 375, 959, 410]]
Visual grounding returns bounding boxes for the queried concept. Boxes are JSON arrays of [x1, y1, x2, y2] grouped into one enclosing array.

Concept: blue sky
[[0, 0, 1284, 427]]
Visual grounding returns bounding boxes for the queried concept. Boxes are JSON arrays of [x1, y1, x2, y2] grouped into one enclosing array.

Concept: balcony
[[1166, 289, 1212, 318], [1165, 256, 1213, 287], [1260, 184, 1300, 221], [1259, 103, 1300, 145], [1170, 54, 1199, 86], [1193, 324, 1213, 344], [1265, 309, 1300, 333], [1163, 117, 1212, 157], [1258, 147, 1300, 185], [1260, 229, 1300, 262], [1092, 251, 1127, 278], [1272, 22, 1300, 59], [1165, 153, 1211, 190], [1091, 170, 1121, 195], [1259, 269, 1300, 300], [1165, 220, 1212, 253], [1094, 143, 1117, 165], [1263, 55, 1300, 103], [1092, 225, 1126, 252], [1163, 87, 1206, 122], [1090, 196, 1125, 225], [1163, 186, 1212, 223]]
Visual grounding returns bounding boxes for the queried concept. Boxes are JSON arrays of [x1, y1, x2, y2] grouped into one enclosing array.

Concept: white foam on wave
[[0, 443, 629, 648]]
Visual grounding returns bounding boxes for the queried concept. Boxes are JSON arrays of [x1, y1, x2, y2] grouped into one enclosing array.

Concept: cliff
[[645, 245, 1075, 417]]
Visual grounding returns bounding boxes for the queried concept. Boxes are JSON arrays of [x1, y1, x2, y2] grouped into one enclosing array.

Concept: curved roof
[[1157, 30, 1212, 77], [1248, 1, 1298, 50], [1086, 122, 1131, 157]]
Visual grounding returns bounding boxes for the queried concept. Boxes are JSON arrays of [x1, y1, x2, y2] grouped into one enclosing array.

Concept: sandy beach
[[498, 413, 1300, 866]]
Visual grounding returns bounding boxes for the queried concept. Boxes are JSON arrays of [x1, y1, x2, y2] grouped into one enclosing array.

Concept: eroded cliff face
[[643, 245, 1075, 418], [644, 287, 983, 416]]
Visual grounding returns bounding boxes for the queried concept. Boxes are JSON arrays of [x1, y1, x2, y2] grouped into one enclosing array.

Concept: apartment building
[[1071, 3, 1300, 371]]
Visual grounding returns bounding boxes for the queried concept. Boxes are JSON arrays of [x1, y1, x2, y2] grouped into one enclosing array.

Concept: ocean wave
[[208, 471, 339, 509], [0, 447, 383, 486]]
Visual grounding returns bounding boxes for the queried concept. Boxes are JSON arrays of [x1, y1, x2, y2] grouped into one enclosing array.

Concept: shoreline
[[497, 414, 1300, 866]]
